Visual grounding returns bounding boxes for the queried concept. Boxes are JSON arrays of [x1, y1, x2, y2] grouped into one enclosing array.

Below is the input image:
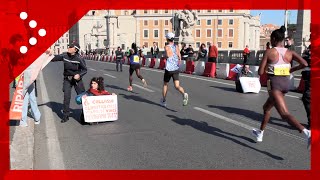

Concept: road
[[30, 59, 310, 169]]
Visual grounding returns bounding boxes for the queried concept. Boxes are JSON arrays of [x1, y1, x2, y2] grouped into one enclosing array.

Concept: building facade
[[76, 9, 260, 53]]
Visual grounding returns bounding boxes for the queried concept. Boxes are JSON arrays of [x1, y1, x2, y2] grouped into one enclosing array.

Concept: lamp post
[[104, 10, 118, 48]]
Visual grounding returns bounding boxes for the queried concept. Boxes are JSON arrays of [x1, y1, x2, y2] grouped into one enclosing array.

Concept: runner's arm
[[290, 51, 308, 73], [258, 49, 269, 76]]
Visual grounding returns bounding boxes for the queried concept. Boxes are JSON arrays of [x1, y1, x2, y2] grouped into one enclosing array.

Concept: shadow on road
[[168, 114, 284, 160], [210, 85, 236, 93], [119, 93, 177, 113], [38, 101, 82, 124], [106, 84, 139, 94], [207, 105, 308, 130]]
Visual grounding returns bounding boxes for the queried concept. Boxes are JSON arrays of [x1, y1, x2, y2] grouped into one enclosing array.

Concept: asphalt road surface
[[32, 59, 310, 170]]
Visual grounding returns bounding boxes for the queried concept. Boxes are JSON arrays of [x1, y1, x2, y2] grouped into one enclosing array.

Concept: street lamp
[[104, 10, 118, 48]]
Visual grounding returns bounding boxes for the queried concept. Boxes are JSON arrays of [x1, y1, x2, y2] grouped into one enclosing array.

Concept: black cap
[[68, 42, 80, 51]]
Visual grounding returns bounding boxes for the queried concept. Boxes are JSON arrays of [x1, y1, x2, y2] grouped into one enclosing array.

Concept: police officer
[[302, 45, 311, 129], [51, 42, 87, 123], [115, 46, 124, 72]]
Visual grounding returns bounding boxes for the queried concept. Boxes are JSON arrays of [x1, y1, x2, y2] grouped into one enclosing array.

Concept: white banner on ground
[[239, 77, 261, 93], [82, 95, 118, 122]]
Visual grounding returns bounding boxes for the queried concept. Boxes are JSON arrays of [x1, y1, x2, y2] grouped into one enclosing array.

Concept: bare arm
[[176, 46, 181, 61], [258, 50, 268, 76], [164, 46, 170, 59], [290, 51, 308, 73]]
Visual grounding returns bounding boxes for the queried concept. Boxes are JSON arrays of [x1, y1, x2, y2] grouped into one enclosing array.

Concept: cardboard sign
[[9, 74, 24, 120], [82, 95, 118, 122], [239, 77, 261, 93]]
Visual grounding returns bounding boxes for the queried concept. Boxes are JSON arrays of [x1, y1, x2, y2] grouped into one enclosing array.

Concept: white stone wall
[[78, 16, 107, 51], [294, 10, 311, 54]]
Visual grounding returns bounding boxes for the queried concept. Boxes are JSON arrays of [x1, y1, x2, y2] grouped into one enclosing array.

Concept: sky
[[250, 10, 297, 26]]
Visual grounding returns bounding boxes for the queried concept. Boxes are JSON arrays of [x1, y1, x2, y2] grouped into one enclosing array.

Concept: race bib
[[133, 56, 139, 63], [274, 64, 290, 76]]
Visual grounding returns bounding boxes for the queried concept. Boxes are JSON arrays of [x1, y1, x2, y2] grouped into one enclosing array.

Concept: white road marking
[[104, 73, 116, 79], [132, 84, 155, 92], [39, 71, 65, 169], [89, 68, 97, 71], [194, 107, 305, 143]]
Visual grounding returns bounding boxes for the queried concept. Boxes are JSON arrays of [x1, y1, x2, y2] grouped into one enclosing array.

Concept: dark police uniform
[[51, 43, 87, 122], [302, 47, 311, 129]]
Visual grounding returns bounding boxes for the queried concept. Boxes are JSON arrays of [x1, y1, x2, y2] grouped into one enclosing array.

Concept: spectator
[[208, 42, 218, 62], [197, 43, 207, 61], [266, 42, 271, 49], [187, 44, 194, 59], [115, 46, 124, 72], [150, 42, 159, 58], [180, 43, 188, 60], [243, 45, 250, 64], [141, 45, 148, 57], [235, 65, 254, 93]]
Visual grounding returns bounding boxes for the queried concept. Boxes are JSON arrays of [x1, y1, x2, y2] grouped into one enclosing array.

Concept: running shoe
[[142, 79, 147, 87], [252, 129, 264, 142], [183, 93, 189, 106], [127, 86, 133, 92], [306, 129, 311, 150], [160, 98, 167, 107]]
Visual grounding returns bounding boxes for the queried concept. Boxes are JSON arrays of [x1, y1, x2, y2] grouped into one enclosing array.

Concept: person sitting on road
[[76, 77, 115, 124], [235, 64, 254, 93]]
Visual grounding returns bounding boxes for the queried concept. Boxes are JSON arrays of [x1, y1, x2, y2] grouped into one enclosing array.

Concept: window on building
[[144, 20, 148, 26], [125, 10, 129, 15], [218, 10, 223, 12], [197, 10, 201, 13], [218, 42, 222, 48], [207, 42, 210, 47], [164, 10, 169, 13], [229, 19, 234, 25], [207, 29, 212, 38], [62, 39, 64, 43], [228, 42, 233, 48], [144, 30, 148, 38], [207, 19, 212, 25], [230, 9, 234, 12], [67, 39, 69, 43], [196, 42, 201, 48], [154, 30, 159, 38], [144, 10, 148, 14], [228, 29, 234, 37], [66, 34, 68, 37], [165, 20, 169, 26], [207, 10, 212, 13], [218, 29, 223, 37], [164, 29, 169, 35], [196, 29, 201, 37], [196, 20, 201, 26], [154, 20, 158, 26], [218, 19, 222, 25], [154, 10, 158, 13]]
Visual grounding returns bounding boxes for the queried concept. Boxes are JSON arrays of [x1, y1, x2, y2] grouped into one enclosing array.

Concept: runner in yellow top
[[252, 26, 311, 149], [127, 43, 147, 91]]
